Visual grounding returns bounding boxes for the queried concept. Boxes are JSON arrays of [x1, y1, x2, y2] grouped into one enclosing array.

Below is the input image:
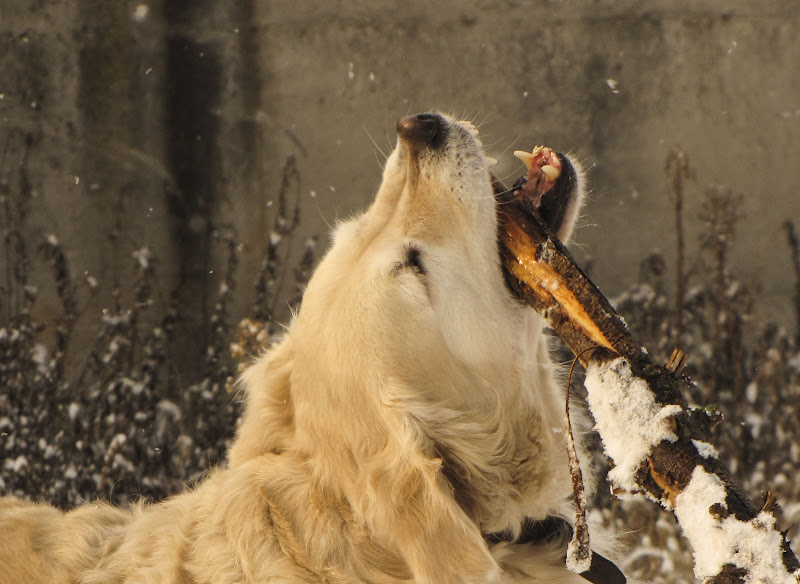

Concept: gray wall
[[3, 1, 799, 370]]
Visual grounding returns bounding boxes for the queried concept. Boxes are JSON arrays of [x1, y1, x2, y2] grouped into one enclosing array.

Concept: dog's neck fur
[[229, 306, 572, 535]]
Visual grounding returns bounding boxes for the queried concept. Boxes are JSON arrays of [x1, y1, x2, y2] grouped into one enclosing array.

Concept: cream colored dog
[[0, 113, 599, 583]]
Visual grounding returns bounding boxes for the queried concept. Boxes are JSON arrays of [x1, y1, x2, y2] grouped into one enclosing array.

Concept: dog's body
[[0, 114, 596, 583]]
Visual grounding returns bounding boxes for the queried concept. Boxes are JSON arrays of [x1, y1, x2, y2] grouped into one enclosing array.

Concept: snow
[[107, 433, 127, 450], [788, 352, 800, 373], [691, 440, 719, 459], [31, 343, 49, 367], [539, 243, 557, 263], [132, 247, 152, 270], [156, 400, 180, 419], [745, 412, 764, 439], [101, 310, 132, 327], [746, 381, 759, 404], [675, 466, 799, 583], [584, 357, 682, 496], [566, 538, 592, 574], [132, 3, 149, 22], [6, 456, 28, 472]]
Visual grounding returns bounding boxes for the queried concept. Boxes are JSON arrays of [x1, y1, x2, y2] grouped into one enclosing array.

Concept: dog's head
[[289, 113, 584, 406]]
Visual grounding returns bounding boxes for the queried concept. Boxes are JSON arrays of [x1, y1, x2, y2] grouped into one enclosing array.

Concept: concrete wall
[[2, 1, 799, 371]]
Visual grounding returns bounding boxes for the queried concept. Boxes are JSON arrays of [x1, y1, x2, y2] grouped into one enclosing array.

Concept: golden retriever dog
[[0, 113, 617, 583]]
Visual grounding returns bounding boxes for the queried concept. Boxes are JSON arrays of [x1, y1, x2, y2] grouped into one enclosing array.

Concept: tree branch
[[497, 198, 800, 584]]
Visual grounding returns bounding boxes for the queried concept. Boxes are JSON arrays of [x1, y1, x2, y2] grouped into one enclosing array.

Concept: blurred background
[[2, 2, 800, 582]]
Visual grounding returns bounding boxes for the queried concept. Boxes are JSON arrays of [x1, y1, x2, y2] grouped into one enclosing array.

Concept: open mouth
[[395, 113, 578, 242], [492, 146, 579, 240]]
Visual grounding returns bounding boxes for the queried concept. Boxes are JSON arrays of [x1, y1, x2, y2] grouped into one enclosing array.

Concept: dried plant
[[786, 220, 800, 346], [665, 147, 695, 349], [0, 155, 312, 507]]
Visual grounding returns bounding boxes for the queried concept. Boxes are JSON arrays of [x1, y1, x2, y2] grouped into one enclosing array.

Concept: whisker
[[362, 123, 388, 162], [384, 122, 395, 153]]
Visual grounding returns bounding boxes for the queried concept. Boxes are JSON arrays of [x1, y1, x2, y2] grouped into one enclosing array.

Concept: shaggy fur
[[0, 113, 594, 583]]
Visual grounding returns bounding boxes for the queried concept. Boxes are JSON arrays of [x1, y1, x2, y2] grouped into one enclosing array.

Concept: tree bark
[[497, 198, 800, 584]]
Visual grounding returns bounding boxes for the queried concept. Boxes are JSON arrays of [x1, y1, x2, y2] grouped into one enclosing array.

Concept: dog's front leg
[[352, 447, 501, 584]]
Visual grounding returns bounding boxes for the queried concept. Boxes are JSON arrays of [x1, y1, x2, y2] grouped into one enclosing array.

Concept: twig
[[699, 186, 746, 400], [252, 155, 301, 323], [666, 148, 694, 349], [497, 195, 800, 584], [785, 220, 800, 347], [564, 346, 599, 575]]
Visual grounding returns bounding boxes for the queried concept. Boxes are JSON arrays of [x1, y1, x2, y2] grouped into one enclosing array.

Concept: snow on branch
[[497, 197, 800, 584]]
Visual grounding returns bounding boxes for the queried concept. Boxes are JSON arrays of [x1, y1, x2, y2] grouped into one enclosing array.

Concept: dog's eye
[[392, 245, 428, 279], [404, 246, 427, 276]]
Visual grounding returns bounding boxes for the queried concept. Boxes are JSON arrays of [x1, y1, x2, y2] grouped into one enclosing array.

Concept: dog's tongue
[[512, 146, 562, 214]]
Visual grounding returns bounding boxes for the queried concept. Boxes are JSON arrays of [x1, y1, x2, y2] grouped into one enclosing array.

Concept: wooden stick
[[497, 197, 800, 584]]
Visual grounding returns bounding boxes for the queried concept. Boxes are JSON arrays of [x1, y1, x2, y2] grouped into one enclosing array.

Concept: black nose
[[396, 113, 445, 148]]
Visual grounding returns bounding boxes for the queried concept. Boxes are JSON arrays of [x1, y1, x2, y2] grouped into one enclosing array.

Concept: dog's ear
[[228, 340, 295, 467]]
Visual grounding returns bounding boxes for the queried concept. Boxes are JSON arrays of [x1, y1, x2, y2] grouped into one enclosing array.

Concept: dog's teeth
[[514, 150, 535, 171], [541, 164, 561, 182], [485, 157, 498, 167]]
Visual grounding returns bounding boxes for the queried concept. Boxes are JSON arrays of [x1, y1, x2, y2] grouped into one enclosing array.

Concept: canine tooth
[[541, 164, 561, 182], [485, 157, 498, 166], [514, 150, 535, 171]]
